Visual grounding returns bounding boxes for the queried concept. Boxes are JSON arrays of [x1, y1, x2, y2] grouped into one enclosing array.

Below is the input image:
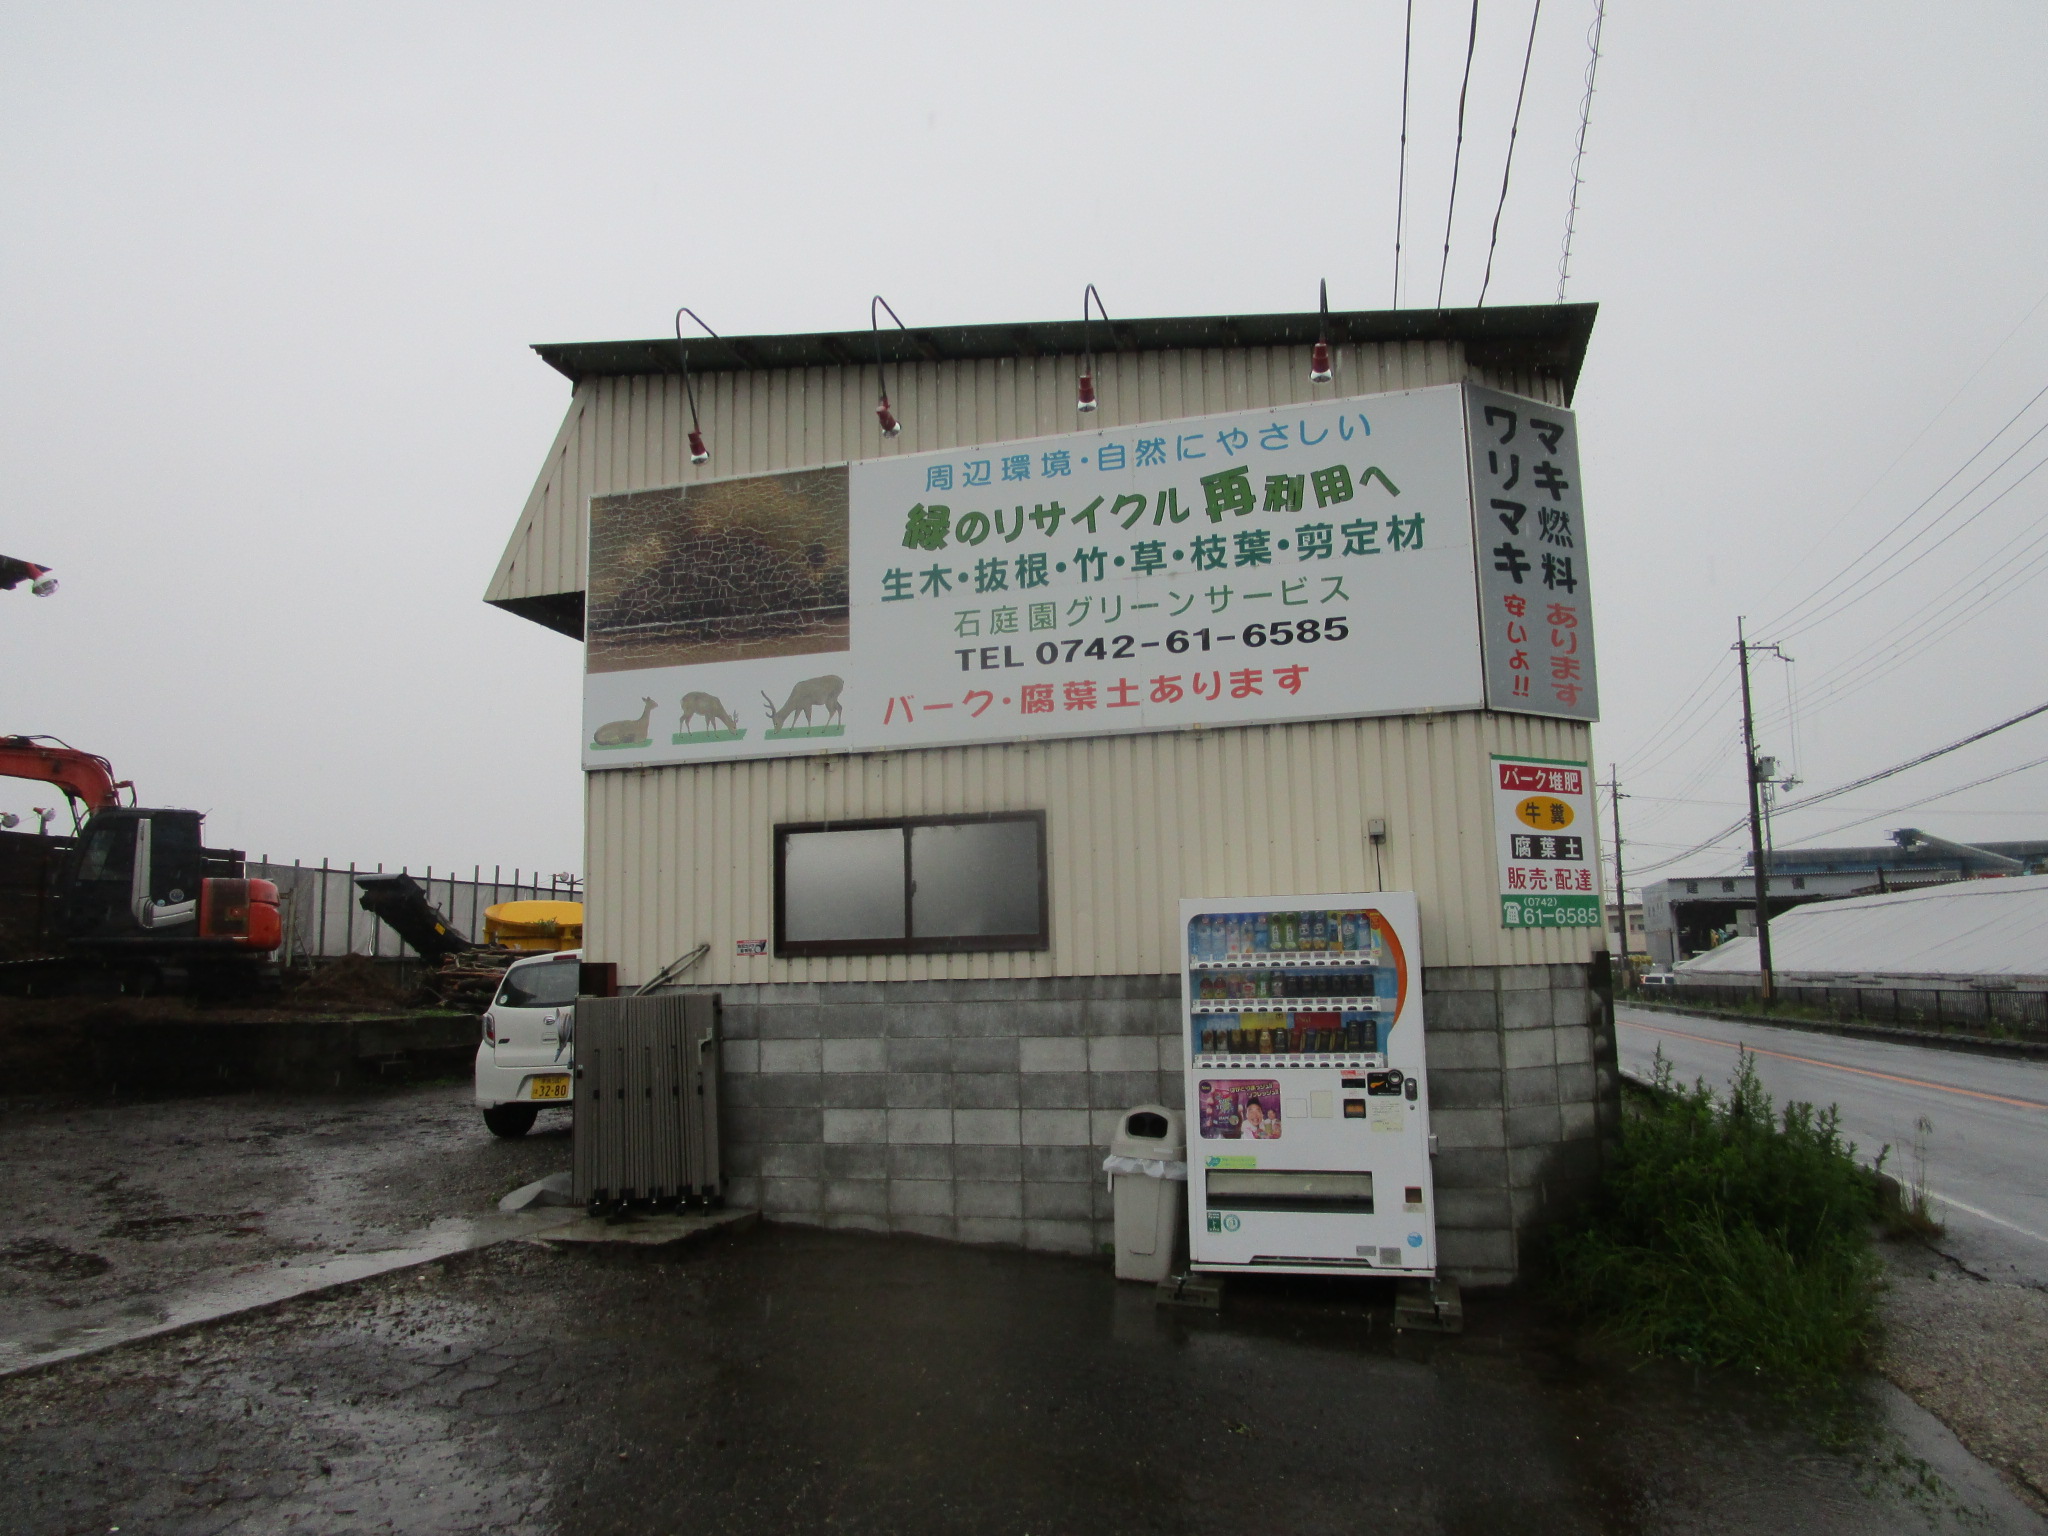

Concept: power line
[[1756, 466, 2048, 727], [1759, 381, 2048, 638], [1772, 422, 2048, 643], [1750, 281, 2048, 617], [1779, 751, 2048, 848], [1628, 698, 2048, 877], [1621, 670, 1738, 781], [1616, 653, 1736, 777], [1478, 0, 1542, 307], [1555, 0, 1606, 303], [1393, 0, 1414, 308], [1640, 327, 2048, 782], [1435, 0, 1483, 310]]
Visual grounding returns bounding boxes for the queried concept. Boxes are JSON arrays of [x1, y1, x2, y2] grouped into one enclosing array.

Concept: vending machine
[[1180, 891, 1436, 1276]]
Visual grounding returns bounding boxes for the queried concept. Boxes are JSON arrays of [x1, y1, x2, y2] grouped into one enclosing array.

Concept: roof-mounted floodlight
[[1078, 284, 1109, 413], [675, 307, 719, 464], [871, 295, 907, 438], [1310, 279, 1334, 384]]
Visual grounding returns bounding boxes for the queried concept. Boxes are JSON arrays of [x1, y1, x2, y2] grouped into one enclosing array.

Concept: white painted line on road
[[1619, 1018, 2048, 1112], [1927, 1190, 2048, 1249]]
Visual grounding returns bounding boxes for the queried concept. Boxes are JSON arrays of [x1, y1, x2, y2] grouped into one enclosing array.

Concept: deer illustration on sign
[[675, 691, 745, 744], [763, 676, 845, 738], [592, 697, 656, 749]]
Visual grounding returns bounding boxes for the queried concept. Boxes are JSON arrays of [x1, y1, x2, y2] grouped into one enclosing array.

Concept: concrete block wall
[[711, 977, 1182, 1256], [698, 963, 1617, 1285], [1420, 963, 1619, 1287]]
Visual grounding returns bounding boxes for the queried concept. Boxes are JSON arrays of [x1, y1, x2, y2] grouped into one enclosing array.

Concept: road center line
[[1618, 1018, 2048, 1113]]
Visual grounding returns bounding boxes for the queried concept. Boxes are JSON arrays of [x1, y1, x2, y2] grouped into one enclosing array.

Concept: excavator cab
[[52, 807, 279, 954]]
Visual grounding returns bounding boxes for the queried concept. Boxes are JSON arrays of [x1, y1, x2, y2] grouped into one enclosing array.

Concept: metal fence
[[1631, 981, 2048, 1041], [248, 860, 579, 968]]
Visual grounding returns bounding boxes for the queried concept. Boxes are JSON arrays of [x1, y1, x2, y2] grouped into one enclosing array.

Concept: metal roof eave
[[532, 302, 1598, 404]]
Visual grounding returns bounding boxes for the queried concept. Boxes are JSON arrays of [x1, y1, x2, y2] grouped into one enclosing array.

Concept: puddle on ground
[[4, 1224, 2041, 1534]]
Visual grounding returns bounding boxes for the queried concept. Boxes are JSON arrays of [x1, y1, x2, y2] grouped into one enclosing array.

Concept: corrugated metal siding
[[486, 343, 1566, 606], [587, 709, 1602, 988], [502, 338, 1589, 987]]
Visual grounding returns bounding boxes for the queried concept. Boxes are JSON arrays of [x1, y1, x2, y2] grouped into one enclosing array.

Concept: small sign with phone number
[[1492, 754, 1602, 928]]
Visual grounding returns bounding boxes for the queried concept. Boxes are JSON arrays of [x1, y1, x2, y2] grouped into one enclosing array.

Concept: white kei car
[[475, 948, 581, 1137]]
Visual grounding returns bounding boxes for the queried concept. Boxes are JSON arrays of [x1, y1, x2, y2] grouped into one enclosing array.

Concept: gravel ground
[[0, 1084, 566, 1362], [1882, 1241, 2048, 1513], [2, 1225, 2041, 1536]]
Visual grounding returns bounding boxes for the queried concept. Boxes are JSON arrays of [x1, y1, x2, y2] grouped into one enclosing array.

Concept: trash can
[[1104, 1104, 1187, 1282]]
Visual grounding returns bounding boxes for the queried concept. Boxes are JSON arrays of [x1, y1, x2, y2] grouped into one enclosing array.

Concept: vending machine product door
[[1181, 892, 1435, 1276]]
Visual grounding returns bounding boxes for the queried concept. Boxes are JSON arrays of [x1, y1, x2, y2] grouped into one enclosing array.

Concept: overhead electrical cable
[[1617, 652, 1738, 774], [1760, 513, 2048, 729], [1619, 668, 1738, 780], [1477, 0, 1542, 307], [1555, 0, 1606, 302], [1754, 461, 2048, 727], [1621, 684, 1746, 795], [1654, 315, 2048, 788], [1778, 751, 2048, 848], [1634, 721, 1742, 810], [1393, 0, 1414, 307], [1759, 381, 2048, 636], [1751, 282, 2048, 616], [1627, 699, 2048, 876], [1627, 818, 1771, 879], [1435, 0, 1483, 310], [1771, 425, 2048, 643], [1781, 699, 2048, 812]]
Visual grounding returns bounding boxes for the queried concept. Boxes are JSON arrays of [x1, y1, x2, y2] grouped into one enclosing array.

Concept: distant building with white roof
[[1676, 873, 2048, 989]]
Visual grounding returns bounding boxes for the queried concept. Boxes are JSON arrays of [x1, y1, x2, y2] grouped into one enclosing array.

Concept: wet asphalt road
[[1617, 1007, 2048, 1287], [2, 1223, 2040, 1535]]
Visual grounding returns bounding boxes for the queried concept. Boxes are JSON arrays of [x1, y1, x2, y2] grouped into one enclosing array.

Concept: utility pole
[[1734, 618, 1789, 1003], [1606, 764, 1629, 980]]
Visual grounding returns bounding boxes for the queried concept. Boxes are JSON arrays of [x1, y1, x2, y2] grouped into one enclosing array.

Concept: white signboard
[[1492, 754, 1602, 929], [581, 384, 1591, 768], [1467, 386, 1597, 720]]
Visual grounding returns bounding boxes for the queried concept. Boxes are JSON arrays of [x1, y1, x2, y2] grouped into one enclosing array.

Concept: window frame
[[773, 811, 1049, 958]]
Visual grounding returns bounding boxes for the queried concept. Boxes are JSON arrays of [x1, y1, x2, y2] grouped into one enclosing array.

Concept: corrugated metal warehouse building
[[488, 303, 1620, 1287]]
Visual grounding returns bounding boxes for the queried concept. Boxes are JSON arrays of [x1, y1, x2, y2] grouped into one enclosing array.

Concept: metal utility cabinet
[[572, 993, 723, 1208], [1181, 891, 1436, 1275]]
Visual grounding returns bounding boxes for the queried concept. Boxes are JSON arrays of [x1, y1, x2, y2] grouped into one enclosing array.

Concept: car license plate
[[529, 1076, 570, 1100]]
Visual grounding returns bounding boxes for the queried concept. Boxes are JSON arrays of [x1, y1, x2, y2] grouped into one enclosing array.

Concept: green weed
[[1550, 1049, 1883, 1395]]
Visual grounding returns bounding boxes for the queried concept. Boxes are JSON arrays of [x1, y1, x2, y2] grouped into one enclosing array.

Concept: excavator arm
[[0, 736, 132, 822]]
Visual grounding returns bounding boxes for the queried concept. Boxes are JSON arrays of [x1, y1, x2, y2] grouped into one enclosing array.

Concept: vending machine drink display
[[1181, 891, 1436, 1275]]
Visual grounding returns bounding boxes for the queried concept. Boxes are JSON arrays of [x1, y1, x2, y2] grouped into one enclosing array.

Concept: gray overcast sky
[[5, 2, 2045, 887]]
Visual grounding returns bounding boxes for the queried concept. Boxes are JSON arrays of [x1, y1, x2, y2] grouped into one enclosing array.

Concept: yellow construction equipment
[[483, 900, 584, 953]]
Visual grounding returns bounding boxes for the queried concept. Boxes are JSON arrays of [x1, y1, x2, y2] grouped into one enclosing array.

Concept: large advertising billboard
[[581, 383, 1594, 767]]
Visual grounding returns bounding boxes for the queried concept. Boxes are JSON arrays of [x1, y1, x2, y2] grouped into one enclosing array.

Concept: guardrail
[[1627, 981, 2048, 1042]]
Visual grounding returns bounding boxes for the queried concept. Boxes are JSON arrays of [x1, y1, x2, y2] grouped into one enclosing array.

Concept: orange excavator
[[0, 735, 281, 993]]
